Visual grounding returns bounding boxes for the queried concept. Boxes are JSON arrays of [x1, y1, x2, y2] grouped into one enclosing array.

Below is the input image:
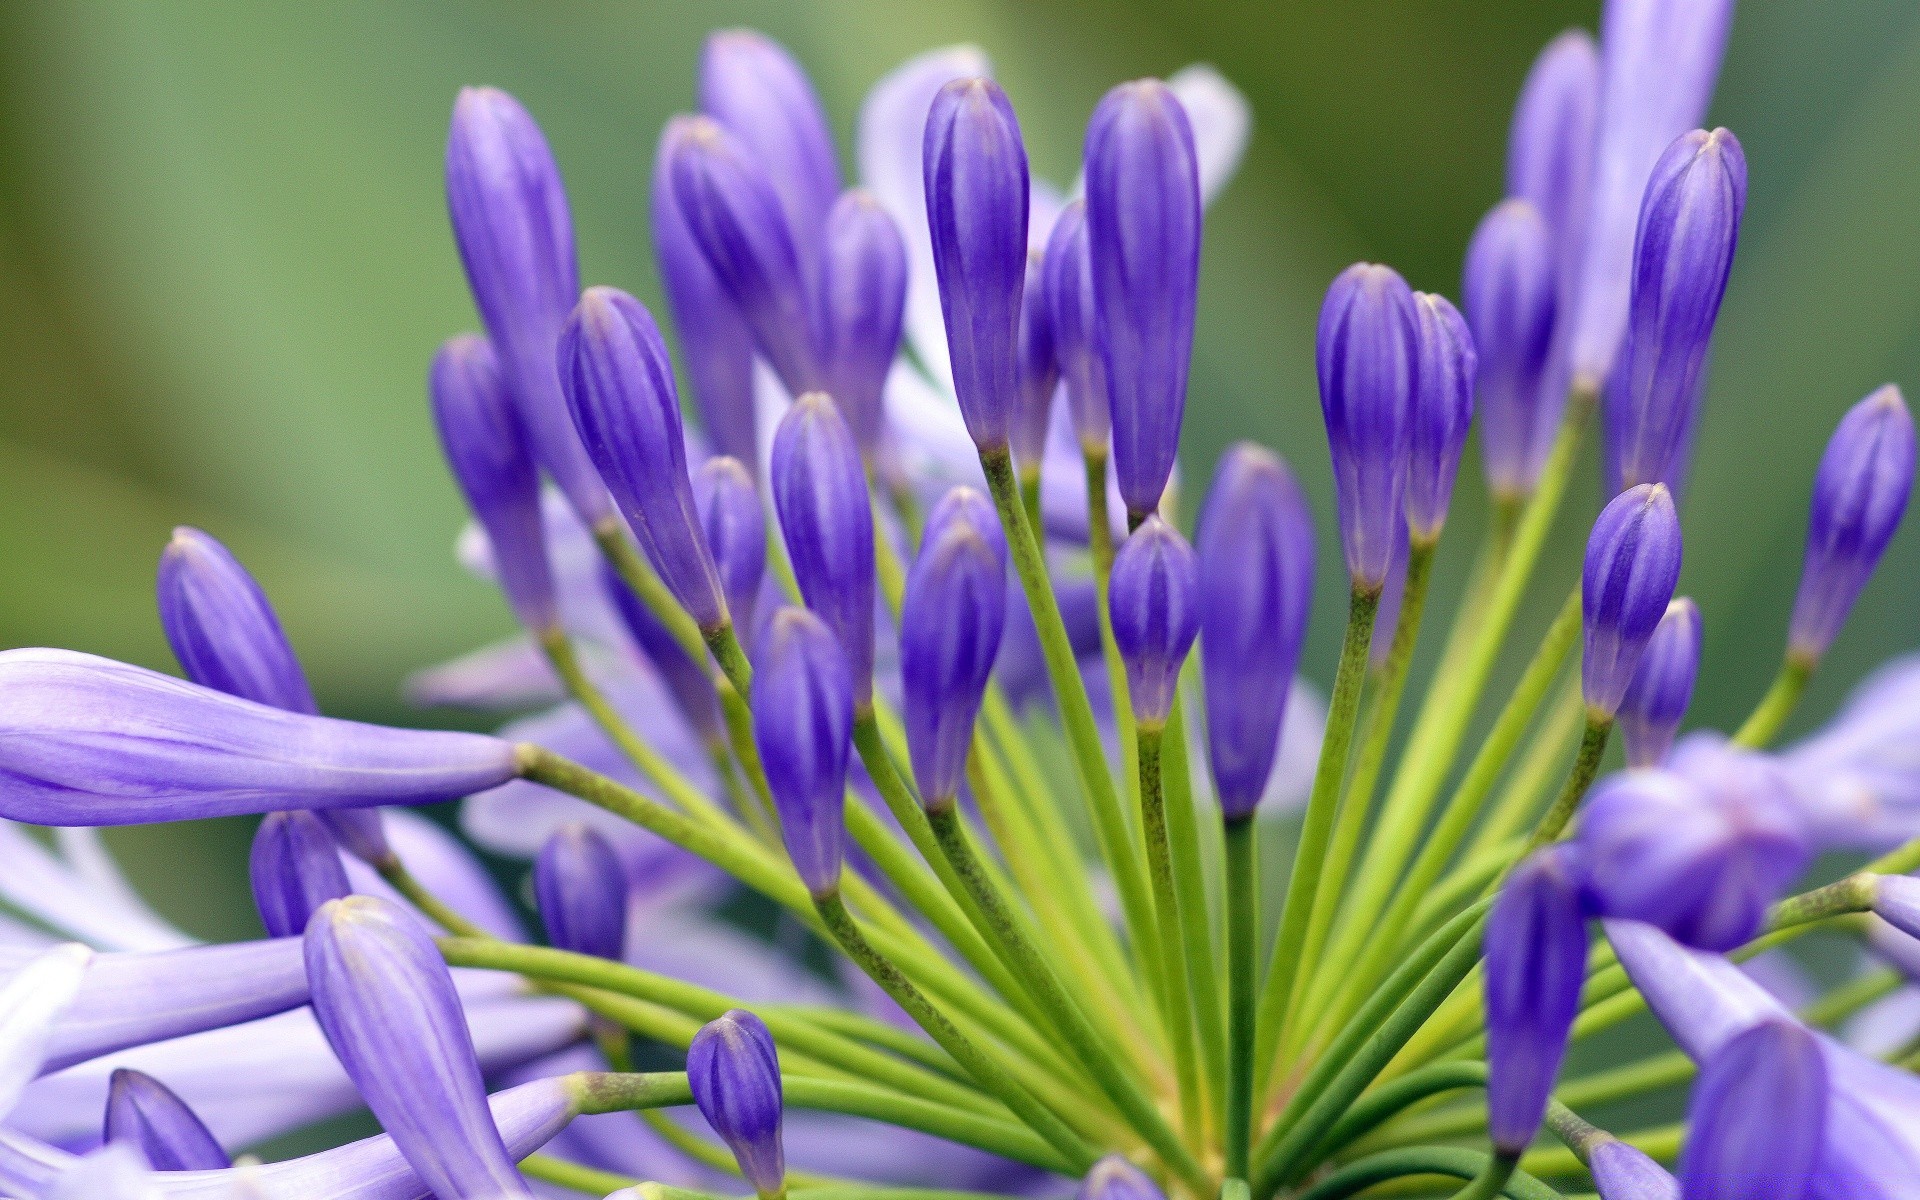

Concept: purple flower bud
[[662, 116, 821, 396], [924, 77, 1029, 452], [104, 1069, 230, 1171], [533, 822, 628, 962], [1589, 1139, 1679, 1200], [1406, 291, 1476, 540], [1506, 30, 1599, 286], [1789, 385, 1916, 662], [0, 650, 520, 826], [1605, 128, 1746, 492], [599, 561, 722, 744], [306, 896, 532, 1199], [1197, 444, 1316, 819], [814, 191, 908, 455], [771, 394, 877, 707], [687, 1009, 785, 1198], [1679, 1019, 1825, 1200], [444, 87, 608, 525], [248, 811, 351, 940], [1567, 0, 1734, 385], [1484, 846, 1590, 1156], [696, 456, 769, 636], [430, 334, 558, 632], [1370, 521, 1413, 671], [652, 126, 758, 470], [751, 608, 853, 898], [1578, 744, 1810, 951], [1581, 483, 1683, 718], [698, 30, 840, 258], [1618, 597, 1701, 768], [559, 286, 729, 632], [1318, 263, 1420, 588], [1086, 79, 1201, 520], [1078, 1153, 1166, 1200], [1011, 252, 1059, 474], [157, 527, 315, 715], [1044, 200, 1110, 449], [321, 808, 392, 867], [1463, 200, 1559, 502], [1871, 875, 1920, 946], [902, 489, 1007, 808], [1109, 516, 1200, 727]]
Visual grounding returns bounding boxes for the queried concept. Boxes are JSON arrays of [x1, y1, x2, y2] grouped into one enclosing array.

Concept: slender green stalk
[[1292, 1148, 1561, 1200], [785, 1077, 1078, 1173], [1162, 690, 1230, 1129], [1450, 1154, 1519, 1200], [1468, 679, 1584, 859], [1524, 717, 1613, 849], [1136, 724, 1206, 1146], [593, 519, 709, 665], [1521, 1125, 1680, 1181], [1020, 465, 1045, 549], [924, 803, 1212, 1194], [705, 622, 756, 701], [981, 447, 1162, 1013], [1732, 654, 1815, 747], [1252, 584, 1380, 1091], [521, 1154, 641, 1196], [1313, 1061, 1486, 1160], [1224, 816, 1259, 1179], [812, 890, 1098, 1173], [377, 861, 488, 939]]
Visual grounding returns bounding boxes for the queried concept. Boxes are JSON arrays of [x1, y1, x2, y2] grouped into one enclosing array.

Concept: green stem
[[1224, 816, 1259, 1179], [705, 622, 756, 701], [1732, 655, 1815, 748], [377, 861, 489, 938], [1253, 584, 1381, 1091], [1468, 679, 1585, 859], [1292, 1149, 1560, 1200], [812, 891, 1098, 1174], [1163, 690, 1229, 1132], [593, 519, 709, 665], [1524, 717, 1613, 849], [1313, 1061, 1486, 1160], [1137, 724, 1206, 1148], [1450, 1154, 1518, 1200], [924, 804, 1211, 1193], [521, 1154, 641, 1196], [982, 447, 1162, 1017]]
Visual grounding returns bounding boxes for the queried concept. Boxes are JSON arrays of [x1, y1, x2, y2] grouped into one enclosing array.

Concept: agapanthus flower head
[[1484, 845, 1590, 1156], [772, 392, 877, 707], [696, 455, 769, 636], [1605, 127, 1747, 493], [1578, 740, 1810, 951], [430, 333, 558, 633], [1086, 78, 1201, 521], [0, 649, 519, 826], [751, 607, 853, 898], [1567, 0, 1734, 386], [687, 1009, 786, 1199], [1679, 1018, 1826, 1200], [1589, 1138, 1679, 1200], [157, 527, 316, 716], [1077, 1154, 1166, 1200], [1317, 262, 1420, 589], [1618, 596, 1702, 768], [559, 284, 729, 632], [1506, 29, 1599, 284], [1788, 384, 1916, 664], [104, 1068, 231, 1171], [1011, 251, 1059, 475], [1581, 482, 1683, 718], [248, 810, 350, 940], [661, 114, 821, 396], [1197, 443, 1315, 819], [698, 29, 840, 257], [1108, 516, 1200, 727], [1043, 200, 1110, 451], [1462, 199, 1558, 503], [924, 76, 1029, 453], [902, 488, 1007, 809], [444, 85, 609, 525], [1405, 290, 1476, 541], [533, 822, 629, 962], [814, 190, 909, 456], [305, 895, 533, 1198]]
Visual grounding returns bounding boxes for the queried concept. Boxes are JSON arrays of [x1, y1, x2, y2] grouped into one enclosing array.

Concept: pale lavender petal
[[0, 944, 91, 1119], [0, 821, 192, 952]]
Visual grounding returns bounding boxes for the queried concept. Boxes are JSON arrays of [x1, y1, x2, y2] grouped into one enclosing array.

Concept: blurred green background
[[2, 0, 1919, 938]]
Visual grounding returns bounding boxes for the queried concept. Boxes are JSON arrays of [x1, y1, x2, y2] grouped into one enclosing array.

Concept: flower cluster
[[3, 3, 1920, 1199]]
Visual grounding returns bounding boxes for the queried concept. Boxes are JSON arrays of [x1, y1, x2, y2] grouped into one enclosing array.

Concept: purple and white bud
[[1678, 1019, 1825, 1200], [249, 811, 351, 940], [698, 30, 840, 258], [1618, 597, 1701, 768], [751, 608, 853, 899], [1789, 385, 1915, 663], [1406, 291, 1476, 541], [1043, 200, 1110, 450], [1484, 846, 1590, 1156], [104, 1069, 231, 1171], [1317, 263, 1420, 589], [771, 394, 877, 708], [814, 191, 908, 456], [1087, 79, 1201, 521], [1109, 516, 1201, 728], [157, 527, 315, 716], [533, 823, 629, 962], [1589, 1139, 1678, 1200], [1197, 444, 1315, 819], [1463, 200, 1558, 502], [559, 285, 729, 632], [1581, 483, 1683, 719], [1011, 252, 1059, 476], [696, 456, 769, 636], [924, 77, 1029, 452], [1506, 30, 1599, 284], [687, 1009, 786, 1199]]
